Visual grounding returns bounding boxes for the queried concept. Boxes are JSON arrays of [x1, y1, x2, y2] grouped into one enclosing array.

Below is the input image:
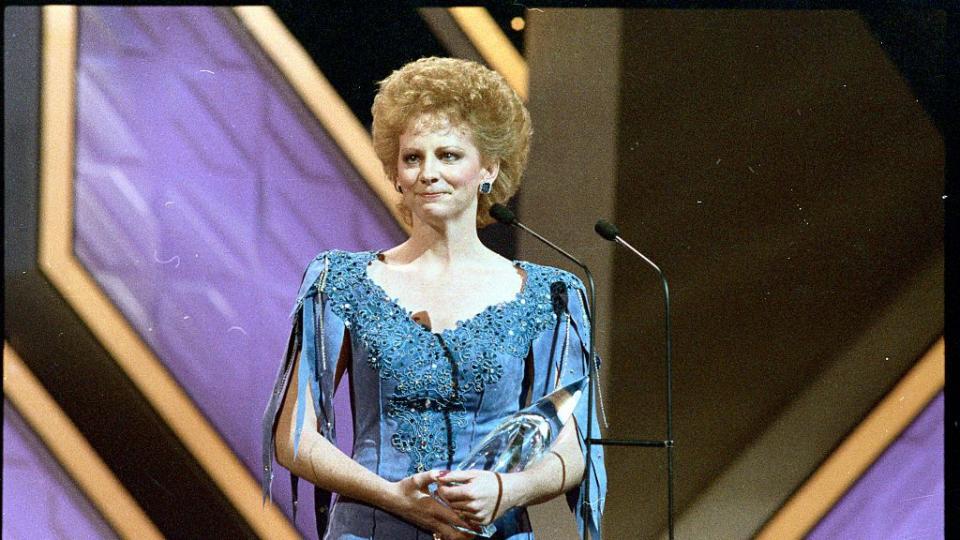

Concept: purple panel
[[808, 392, 944, 539], [3, 401, 117, 539], [74, 7, 405, 537]]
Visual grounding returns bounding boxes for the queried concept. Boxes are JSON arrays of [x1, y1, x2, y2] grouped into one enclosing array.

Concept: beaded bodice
[[320, 250, 579, 474], [262, 248, 606, 539]]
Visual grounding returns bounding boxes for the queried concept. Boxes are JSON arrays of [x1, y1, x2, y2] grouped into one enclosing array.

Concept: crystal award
[[438, 377, 588, 538]]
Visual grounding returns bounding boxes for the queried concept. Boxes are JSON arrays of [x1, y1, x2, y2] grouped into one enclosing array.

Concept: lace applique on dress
[[316, 250, 579, 473]]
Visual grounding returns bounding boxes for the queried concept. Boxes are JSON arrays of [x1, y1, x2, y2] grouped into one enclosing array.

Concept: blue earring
[[479, 181, 493, 194]]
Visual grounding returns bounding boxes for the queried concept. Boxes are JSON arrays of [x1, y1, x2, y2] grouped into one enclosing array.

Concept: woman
[[262, 57, 605, 540]]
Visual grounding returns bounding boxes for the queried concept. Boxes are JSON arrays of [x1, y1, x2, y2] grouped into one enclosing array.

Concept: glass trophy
[[437, 377, 588, 538]]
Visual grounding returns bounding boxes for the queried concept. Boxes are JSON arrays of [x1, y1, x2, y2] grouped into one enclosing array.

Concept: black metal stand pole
[[610, 238, 674, 540], [588, 222, 676, 540], [499, 209, 675, 539]]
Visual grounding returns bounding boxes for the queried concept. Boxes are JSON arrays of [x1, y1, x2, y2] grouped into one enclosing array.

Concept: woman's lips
[[418, 192, 447, 200]]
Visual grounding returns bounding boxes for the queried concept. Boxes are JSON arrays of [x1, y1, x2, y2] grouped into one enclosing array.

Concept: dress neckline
[[360, 251, 529, 337]]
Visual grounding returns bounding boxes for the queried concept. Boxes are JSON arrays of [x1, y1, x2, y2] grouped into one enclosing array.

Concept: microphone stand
[[593, 222, 675, 540], [495, 207, 676, 539]]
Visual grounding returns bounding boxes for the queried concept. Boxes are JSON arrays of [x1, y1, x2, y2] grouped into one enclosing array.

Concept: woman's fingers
[[420, 489, 477, 539], [436, 470, 477, 484], [393, 471, 479, 537], [412, 469, 441, 490], [434, 470, 502, 527], [439, 470, 498, 503], [437, 482, 473, 502], [435, 514, 478, 539], [433, 495, 474, 529], [446, 499, 481, 513], [435, 469, 488, 502]]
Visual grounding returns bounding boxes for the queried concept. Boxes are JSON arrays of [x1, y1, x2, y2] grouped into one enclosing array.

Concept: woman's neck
[[392, 215, 489, 266]]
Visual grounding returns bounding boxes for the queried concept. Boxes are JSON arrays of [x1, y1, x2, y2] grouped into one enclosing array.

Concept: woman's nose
[[419, 158, 440, 183]]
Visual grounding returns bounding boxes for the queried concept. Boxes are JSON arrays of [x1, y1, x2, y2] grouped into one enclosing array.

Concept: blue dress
[[263, 250, 605, 539]]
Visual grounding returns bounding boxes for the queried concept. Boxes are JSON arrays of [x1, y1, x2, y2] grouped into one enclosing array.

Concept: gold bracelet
[[491, 472, 504, 524], [550, 450, 567, 494], [307, 437, 323, 483]]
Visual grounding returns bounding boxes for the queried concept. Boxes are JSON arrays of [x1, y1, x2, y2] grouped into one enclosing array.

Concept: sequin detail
[[315, 250, 580, 473]]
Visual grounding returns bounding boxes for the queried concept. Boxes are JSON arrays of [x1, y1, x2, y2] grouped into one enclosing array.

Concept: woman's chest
[[345, 300, 530, 398], [365, 264, 525, 334]]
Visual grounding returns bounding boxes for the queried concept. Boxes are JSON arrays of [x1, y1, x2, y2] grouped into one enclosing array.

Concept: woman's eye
[[403, 154, 420, 164], [441, 151, 459, 161]]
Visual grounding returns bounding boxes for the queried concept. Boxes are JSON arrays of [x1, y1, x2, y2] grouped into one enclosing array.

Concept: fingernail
[[438, 470, 449, 477]]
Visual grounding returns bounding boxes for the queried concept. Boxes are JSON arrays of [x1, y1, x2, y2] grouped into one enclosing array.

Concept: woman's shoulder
[[515, 259, 585, 291], [309, 248, 377, 269], [296, 249, 377, 298]]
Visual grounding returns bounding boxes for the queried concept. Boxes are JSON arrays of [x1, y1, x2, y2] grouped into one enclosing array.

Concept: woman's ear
[[482, 159, 501, 184]]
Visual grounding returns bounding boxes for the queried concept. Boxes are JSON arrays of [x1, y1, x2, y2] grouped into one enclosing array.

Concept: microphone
[[593, 219, 618, 241], [490, 203, 601, 536], [595, 220, 663, 274], [594, 218, 675, 540], [489, 203, 517, 226]]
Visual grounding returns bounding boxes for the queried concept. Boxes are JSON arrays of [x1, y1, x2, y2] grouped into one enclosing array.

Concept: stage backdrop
[[3, 402, 117, 539], [72, 6, 404, 537]]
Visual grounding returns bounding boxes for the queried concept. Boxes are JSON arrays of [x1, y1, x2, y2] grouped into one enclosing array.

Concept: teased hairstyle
[[372, 57, 532, 227]]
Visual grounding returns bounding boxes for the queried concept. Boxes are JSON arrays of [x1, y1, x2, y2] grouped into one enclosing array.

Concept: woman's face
[[395, 113, 498, 225]]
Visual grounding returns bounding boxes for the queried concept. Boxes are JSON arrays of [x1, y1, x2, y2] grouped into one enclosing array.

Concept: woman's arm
[[505, 416, 585, 506], [434, 418, 584, 525], [437, 276, 606, 534], [274, 351, 475, 538]]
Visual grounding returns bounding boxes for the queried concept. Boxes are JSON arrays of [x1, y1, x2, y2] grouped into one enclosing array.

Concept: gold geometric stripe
[[232, 6, 410, 234], [4, 343, 164, 540], [447, 7, 528, 101], [756, 337, 945, 539], [38, 6, 300, 538]]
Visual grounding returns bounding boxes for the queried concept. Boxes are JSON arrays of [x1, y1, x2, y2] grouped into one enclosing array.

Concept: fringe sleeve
[[261, 252, 345, 530], [529, 276, 606, 539]]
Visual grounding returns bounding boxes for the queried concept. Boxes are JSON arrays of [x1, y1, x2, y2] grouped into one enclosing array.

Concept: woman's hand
[[384, 470, 477, 540], [435, 470, 523, 527]]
